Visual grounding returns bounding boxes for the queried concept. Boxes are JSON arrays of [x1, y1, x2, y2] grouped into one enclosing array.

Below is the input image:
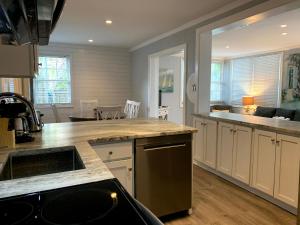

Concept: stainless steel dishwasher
[[135, 134, 192, 217]]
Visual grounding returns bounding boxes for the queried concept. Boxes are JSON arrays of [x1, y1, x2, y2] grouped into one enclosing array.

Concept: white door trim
[[148, 44, 187, 124]]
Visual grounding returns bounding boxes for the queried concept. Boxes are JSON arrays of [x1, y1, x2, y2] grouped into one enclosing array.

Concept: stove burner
[[0, 201, 34, 225], [41, 188, 118, 225]]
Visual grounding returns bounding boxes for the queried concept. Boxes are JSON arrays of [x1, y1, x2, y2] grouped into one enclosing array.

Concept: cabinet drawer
[[92, 142, 132, 162]]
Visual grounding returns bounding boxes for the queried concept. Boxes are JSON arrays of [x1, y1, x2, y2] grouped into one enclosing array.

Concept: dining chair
[[97, 106, 123, 120], [80, 99, 98, 118], [124, 100, 140, 119], [51, 104, 61, 123]]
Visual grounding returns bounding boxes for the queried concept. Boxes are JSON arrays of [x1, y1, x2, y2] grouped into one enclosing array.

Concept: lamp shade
[[242, 96, 254, 106]]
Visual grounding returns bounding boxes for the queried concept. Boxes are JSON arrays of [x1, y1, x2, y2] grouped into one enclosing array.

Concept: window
[[34, 56, 71, 104], [0, 78, 31, 99], [210, 61, 223, 102], [1, 78, 15, 92], [230, 53, 281, 106]]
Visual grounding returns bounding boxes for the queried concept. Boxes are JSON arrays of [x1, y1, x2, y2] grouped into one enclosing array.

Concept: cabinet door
[[203, 119, 217, 168], [193, 118, 204, 162], [106, 159, 133, 195], [232, 125, 252, 184], [0, 45, 35, 77], [217, 122, 234, 176], [252, 129, 276, 195], [274, 134, 300, 207]]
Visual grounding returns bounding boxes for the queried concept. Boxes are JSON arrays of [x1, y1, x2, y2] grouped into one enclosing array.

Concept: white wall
[[37, 43, 131, 123], [159, 55, 183, 124]]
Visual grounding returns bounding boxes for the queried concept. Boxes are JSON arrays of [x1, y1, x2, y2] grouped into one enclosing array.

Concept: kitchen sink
[[0, 146, 85, 181]]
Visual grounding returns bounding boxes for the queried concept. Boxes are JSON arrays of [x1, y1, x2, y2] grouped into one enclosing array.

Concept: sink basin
[[0, 146, 85, 181]]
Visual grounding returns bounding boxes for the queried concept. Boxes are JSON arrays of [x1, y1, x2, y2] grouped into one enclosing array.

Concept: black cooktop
[[0, 179, 158, 225]]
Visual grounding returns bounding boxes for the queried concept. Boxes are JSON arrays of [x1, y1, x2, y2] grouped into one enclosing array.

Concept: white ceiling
[[212, 8, 300, 59], [50, 0, 236, 48]]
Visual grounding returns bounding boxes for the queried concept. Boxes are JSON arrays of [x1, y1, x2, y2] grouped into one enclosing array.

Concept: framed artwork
[[159, 68, 174, 93], [281, 53, 300, 108]]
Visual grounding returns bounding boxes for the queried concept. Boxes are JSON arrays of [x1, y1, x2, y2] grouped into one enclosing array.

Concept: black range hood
[[0, 0, 65, 46]]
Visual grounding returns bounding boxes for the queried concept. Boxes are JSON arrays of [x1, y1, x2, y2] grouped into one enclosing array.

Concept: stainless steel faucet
[[0, 92, 42, 132]]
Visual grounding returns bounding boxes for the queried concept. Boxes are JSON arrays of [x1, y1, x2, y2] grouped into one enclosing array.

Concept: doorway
[[148, 44, 186, 124]]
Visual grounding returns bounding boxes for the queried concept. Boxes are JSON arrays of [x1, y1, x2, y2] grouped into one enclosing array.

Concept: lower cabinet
[[274, 134, 300, 207], [91, 141, 133, 195], [193, 118, 217, 168], [106, 159, 133, 195], [251, 129, 276, 196], [217, 122, 252, 184], [232, 125, 252, 184], [252, 130, 300, 207], [217, 122, 234, 176], [193, 116, 300, 208]]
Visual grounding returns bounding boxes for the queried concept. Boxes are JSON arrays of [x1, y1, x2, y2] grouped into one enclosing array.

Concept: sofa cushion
[[274, 108, 295, 119], [254, 106, 276, 118], [293, 110, 300, 121]]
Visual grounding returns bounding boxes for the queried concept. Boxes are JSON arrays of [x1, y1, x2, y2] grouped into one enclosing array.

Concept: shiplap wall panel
[[37, 43, 131, 123]]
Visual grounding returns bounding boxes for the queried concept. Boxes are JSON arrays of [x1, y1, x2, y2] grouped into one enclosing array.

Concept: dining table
[[69, 106, 126, 122], [68, 113, 98, 122]]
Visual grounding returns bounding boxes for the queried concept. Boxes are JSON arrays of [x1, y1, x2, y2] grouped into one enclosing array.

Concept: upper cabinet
[[0, 45, 38, 78]]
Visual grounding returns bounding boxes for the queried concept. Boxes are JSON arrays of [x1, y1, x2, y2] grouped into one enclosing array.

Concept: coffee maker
[[0, 101, 33, 143], [0, 92, 43, 143]]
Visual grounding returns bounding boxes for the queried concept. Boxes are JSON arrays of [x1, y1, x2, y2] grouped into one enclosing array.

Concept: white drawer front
[[92, 141, 132, 162]]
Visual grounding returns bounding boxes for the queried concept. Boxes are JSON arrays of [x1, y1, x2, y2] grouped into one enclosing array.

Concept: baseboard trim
[[193, 160, 297, 215]]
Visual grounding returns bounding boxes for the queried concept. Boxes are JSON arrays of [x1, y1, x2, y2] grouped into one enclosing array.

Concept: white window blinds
[[210, 62, 223, 102], [230, 53, 281, 106]]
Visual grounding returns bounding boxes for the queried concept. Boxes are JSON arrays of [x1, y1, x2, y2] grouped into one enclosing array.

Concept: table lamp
[[242, 96, 254, 113]]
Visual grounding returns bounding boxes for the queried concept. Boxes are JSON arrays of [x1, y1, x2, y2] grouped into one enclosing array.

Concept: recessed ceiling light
[[88, 39, 93, 43], [226, 45, 230, 49], [105, 20, 112, 25], [280, 24, 287, 28], [281, 32, 288, 36]]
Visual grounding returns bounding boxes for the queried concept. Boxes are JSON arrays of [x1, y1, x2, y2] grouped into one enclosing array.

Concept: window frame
[[210, 59, 224, 104], [34, 54, 73, 108]]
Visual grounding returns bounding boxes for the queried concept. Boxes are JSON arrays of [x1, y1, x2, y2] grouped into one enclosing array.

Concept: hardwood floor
[[163, 165, 297, 225]]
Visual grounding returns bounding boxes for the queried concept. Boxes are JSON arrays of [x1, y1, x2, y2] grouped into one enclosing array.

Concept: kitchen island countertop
[[0, 119, 196, 199]]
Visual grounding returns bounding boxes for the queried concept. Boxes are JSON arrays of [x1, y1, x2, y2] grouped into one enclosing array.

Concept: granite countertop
[[194, 112, 300, 136], [0, 119, 196, 199]]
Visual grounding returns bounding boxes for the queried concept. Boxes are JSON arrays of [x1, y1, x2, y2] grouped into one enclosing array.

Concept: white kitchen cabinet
[[193, 117, 217, 168], [217, 123, 252, 184], [203, 119, 217, 168], [217, 122, 234, 176], [252, 130, 276, 196], [193, 118, 204, 162], [232, 125, 252, 184], [274, 134, 300, 207], [92, 141, 133, 195], [106, 159, 133, 195], [0, 45, 38, 78]]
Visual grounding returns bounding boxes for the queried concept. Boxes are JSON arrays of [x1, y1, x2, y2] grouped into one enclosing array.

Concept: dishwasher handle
[[143, 144, 186, 152]]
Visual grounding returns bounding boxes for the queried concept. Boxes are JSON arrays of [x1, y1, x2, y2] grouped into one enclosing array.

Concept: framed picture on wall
[[281, 53, 300, 108], [159, 68, 174, 93]]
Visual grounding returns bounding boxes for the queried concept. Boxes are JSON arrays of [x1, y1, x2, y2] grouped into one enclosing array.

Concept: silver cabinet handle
[[128, 168, 132, 172], [271, 139, 275, 144], [144, 144, 186, 152], [108, 151, 113, 155], [276, 140, 280, 146]]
